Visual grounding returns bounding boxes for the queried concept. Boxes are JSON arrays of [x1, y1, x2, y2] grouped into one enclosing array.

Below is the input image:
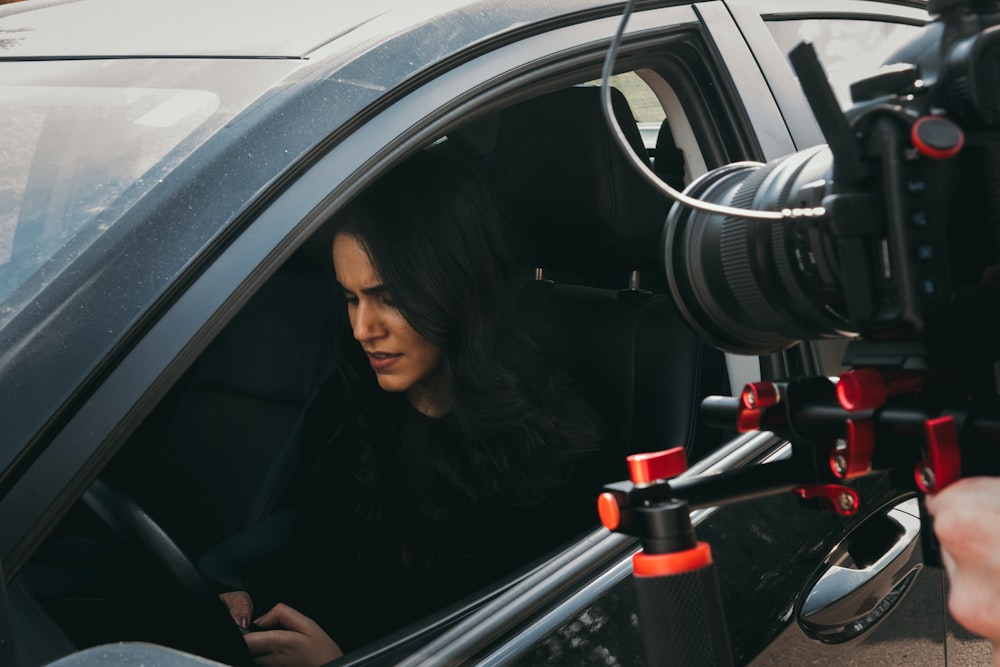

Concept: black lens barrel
[[663, 146, 854, 355]]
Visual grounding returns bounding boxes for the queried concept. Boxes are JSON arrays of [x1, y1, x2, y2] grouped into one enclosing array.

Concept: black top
[[249, 378, 605, 652]]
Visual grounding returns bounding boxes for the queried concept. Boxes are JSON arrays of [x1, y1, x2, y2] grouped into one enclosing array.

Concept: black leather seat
[[493, 86, 727, 466]]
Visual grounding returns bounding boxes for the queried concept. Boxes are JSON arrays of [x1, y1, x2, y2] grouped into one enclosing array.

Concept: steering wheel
[[82, 478, 256, 667]]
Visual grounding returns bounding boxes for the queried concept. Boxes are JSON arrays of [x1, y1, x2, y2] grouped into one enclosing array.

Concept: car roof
[[0, 0, 479, 59]]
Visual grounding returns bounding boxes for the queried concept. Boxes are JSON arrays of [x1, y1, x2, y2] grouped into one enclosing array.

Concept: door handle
[[798, 497, 923, 643]]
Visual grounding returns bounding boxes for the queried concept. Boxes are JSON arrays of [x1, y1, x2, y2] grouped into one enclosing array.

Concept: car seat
[[491, 85, 727, 469], [106, 241, 334, 559]]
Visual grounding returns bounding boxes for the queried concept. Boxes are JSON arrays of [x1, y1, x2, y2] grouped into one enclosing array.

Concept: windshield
[[0, 82, 221, 324]]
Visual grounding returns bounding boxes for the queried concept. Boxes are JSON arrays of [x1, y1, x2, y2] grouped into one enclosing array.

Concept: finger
[[219, 591, 254, 630], [244, 622, 345, 667], [244, 628, 300, 658], [253, 603, 319, 634]]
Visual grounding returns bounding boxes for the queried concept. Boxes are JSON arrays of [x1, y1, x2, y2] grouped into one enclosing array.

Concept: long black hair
[[322, 144, 602, 506], [276, 145, 607, 646]]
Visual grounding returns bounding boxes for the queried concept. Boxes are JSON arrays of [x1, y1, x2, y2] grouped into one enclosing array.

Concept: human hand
[[926, 477, 1000, 665], [244, 603, 344, 667], [220, 590, 254, 631]]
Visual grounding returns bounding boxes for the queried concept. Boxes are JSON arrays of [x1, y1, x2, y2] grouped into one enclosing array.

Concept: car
[[0, 0, 991, 665]]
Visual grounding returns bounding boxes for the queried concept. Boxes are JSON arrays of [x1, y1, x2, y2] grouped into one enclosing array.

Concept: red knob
[[837, 368, 925, 411], [742, 382, 779, 409], [598, 492, 622, 530], [911, 116, 964, 160], [627, 447, 687, 486], [837, 368, 887, 411], [915, 415, 961, 493]]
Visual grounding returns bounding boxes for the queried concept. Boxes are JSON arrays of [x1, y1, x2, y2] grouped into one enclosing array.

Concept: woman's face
[[332, 233, 448, 416]]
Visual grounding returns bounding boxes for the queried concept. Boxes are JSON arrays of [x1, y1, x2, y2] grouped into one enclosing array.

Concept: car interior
[[10, 65, 738, 666]]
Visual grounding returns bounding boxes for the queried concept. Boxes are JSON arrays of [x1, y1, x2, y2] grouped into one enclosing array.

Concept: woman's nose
[[352, 302, 385, 341]]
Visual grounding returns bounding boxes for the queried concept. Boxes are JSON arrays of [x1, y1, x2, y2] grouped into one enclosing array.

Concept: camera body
[[664, 1, 1000, 391]]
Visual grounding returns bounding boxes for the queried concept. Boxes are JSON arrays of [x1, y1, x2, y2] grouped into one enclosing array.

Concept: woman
[[223, 146, 605, 666]]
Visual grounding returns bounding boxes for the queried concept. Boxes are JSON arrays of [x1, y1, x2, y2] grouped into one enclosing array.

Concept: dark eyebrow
[[337, 281, 388, 296]]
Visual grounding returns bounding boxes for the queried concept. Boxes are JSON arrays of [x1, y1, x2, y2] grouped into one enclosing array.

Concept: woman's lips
[[367, 352, 401, 371]]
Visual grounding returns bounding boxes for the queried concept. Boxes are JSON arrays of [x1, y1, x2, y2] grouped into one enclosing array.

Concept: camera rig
[[599, 0, 1000, 664]]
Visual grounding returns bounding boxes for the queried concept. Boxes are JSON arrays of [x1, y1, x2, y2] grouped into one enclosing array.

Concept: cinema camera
[[598, 1, 1000, 664]]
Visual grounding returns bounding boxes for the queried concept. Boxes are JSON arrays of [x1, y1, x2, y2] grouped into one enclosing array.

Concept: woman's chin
[[375, 376, 409, 394]]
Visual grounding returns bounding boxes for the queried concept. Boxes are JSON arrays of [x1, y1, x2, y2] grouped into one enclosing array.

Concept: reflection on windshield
[[0, 85, 219, 323]]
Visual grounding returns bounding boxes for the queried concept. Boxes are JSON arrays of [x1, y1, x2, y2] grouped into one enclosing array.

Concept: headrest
[[494, 86, 666, 275]]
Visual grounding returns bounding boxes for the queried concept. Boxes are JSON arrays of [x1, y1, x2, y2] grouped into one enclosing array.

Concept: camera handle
[[598, 448, 859, 666], [598, 449, 732, 667]]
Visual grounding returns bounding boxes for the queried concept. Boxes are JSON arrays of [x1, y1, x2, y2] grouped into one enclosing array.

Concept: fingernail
[[237, 615, 249, 629]]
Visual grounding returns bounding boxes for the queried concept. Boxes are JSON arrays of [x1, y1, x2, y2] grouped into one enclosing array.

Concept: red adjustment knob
[[742, 382, 779, 409], [915, 415, 961, 493], [837, 368, 886, 411], [598, 492, 622, 530], [837, 368, 925, 411], [830, 418, 875, 479], [736, 407, 762, 433], [627, 447, 687, 486], [911, 116, 964, 160]]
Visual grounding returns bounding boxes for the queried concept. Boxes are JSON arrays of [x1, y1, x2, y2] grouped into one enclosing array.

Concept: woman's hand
[[220, 590, 254, 631], [244, 603, 344, 667], [926, 477, 1000, 665]]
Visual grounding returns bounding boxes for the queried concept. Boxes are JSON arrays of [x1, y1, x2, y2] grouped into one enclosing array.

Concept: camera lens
[[663, 145, 856, 355]]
